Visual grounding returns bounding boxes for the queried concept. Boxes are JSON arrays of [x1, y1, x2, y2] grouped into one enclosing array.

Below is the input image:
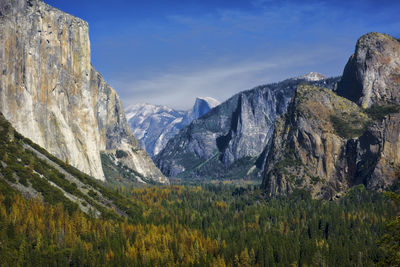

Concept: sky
[[45, 0, 400, 110]]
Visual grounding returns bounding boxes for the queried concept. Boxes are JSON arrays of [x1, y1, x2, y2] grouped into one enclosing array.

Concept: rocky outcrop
[[337, 32, 400, 191], [0, 0, 167, 183], [126, 97, 219, 157], [91, 69, 167, 183], [262, 32, 400, 199], [262, 85, 372, 199], [337, 32, 400, 108], [155, 77, 339, 179]]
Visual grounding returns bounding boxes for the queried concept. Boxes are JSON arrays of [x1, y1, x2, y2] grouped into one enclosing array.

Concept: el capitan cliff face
[[0, 0, 167, 183]]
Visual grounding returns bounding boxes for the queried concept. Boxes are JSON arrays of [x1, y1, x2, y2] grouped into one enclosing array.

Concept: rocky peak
[[337, 32, 400, 108], [262, 32, 400, 199], [126, 103, 190, 157], [191, 97, 220, 119], [295, 72, 326, 81], [125, 103, 178, 122]]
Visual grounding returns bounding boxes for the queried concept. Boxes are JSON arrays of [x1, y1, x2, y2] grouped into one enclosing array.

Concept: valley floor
[[0, 179, 398, 266]]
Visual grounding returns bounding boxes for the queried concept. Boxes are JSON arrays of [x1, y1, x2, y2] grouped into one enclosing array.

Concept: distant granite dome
[[192, 97, 220, 119], [126, 97, 220, 157]]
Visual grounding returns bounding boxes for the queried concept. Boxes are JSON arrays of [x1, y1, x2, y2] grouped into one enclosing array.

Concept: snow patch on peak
[[295, 72, 326, 81], [195, 97, 220, 108], [127, 97, 219, 157], [125, 103, 179, 121]]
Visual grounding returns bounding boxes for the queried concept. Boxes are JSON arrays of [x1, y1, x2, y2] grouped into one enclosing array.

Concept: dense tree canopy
[[379, 182, 400, 266], [0, 178, 396, 266]]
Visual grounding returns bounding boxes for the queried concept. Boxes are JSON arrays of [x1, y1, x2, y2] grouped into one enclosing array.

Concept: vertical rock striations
[[155, 77, 339, 180], [262, 85, 372, 199], [191, 97, 220, 120], [337, 32, 400, 191], [337, 32, 400, 108], [0, 0, 167, 183]]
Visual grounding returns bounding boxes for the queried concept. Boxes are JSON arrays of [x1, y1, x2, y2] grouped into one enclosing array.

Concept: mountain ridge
[[126, 97, 220, 157]]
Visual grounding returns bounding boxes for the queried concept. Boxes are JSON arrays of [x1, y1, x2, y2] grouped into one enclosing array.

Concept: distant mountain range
[[126, 97, 220, 157]]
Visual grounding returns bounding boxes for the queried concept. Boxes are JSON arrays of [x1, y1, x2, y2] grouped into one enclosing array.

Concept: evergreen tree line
[[0, 178, 398, 266]]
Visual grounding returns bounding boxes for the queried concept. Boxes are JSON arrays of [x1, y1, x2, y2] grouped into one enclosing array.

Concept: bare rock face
[[336, 32, 400, 190], [155, 77, 339, 180], [262, 85, 372, 199], [263, 32, 400, 199], [155, 84, 293, 179], [337, 32, 400, 108], [0, 0, 167, 183], [366, 113, 400, 189], [191, 97, 220, 120]]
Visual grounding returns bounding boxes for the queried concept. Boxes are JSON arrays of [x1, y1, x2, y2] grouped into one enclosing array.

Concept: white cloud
[[119, 61, 275, 108], [114, 45, 345, 110]]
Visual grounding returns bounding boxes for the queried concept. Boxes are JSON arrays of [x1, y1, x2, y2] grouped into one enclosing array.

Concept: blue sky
[[45, 0, 400, 109]]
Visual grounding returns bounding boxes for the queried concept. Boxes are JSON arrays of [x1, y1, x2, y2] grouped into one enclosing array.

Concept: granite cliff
[[191, 97, 220, 120], [155, 75, 339, 180], [0, 0, 167, 183], [337, 33, 400, 108], [262, 33, 400, 198]]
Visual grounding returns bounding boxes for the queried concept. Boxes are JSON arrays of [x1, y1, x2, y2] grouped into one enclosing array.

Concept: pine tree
[[249, 248, 256, 266], [239, 248, 250, 267], [2, 152, 8, 163]]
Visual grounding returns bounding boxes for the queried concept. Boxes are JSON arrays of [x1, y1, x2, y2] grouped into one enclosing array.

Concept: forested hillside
[[0, 173, 399, 266], [0, 181, 398, 266]]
